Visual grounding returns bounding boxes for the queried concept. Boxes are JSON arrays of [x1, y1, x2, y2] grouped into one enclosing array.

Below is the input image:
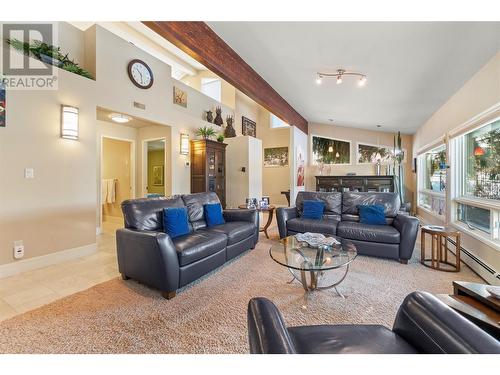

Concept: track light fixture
[[316, 69, 367, 87]]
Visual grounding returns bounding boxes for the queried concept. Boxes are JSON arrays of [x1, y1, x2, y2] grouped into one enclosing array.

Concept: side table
[[238, 204, 276, 239], [420, 225, 461, 272]]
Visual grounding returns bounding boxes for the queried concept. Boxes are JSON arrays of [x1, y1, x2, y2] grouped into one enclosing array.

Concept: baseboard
[[0, 243, 97, 279]]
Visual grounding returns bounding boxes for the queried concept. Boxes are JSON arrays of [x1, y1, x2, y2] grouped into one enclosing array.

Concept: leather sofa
[[276, 191, 419, 263], [247, 291, 500, 354], [116, 192, 259, 299]]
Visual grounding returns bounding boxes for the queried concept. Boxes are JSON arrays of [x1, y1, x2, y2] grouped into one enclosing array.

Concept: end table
[[238, 204, 276, 239], [420, 225, 461, 272]]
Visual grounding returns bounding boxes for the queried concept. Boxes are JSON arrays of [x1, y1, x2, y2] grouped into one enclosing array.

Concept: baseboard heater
[[446, 237, 500, 281]]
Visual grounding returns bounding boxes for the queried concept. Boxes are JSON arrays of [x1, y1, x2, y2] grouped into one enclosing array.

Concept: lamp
[[180, 133, 189, 155], [328, 146, 333, 153], [61, 105, 79, 140], [315, 69, 367, 87], [474, 146, 485, 156]]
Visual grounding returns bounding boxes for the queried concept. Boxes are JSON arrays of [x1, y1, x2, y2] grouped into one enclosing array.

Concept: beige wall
[[307, 123, 415, 205], [412, 52, 500, 283], [102, 138, 132, 219], [181, 70, 236, 109]]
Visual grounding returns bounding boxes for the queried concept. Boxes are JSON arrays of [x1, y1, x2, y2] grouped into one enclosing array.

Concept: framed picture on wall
[[296, 147, 305, 186], [152, 165, 164, 186], [242, 116, 256, 137], [173, 86, 187, 108], [264, 147, 289, 167], [0, 84, 5, 127]]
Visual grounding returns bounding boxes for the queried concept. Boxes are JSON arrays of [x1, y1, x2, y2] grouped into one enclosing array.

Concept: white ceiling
[[208, 22, 500, 134]]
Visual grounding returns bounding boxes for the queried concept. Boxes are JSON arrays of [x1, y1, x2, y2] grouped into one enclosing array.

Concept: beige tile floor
[[0, 221, 121, 322]]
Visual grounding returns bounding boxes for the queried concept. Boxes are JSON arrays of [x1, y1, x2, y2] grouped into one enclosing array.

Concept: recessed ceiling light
[[328, 118, 334, 122], [110, 113, 132, 123], [376, 125, 382, 128]]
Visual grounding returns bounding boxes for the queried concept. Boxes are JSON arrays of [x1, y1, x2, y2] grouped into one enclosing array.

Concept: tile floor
[[0, 221, 121, 321]]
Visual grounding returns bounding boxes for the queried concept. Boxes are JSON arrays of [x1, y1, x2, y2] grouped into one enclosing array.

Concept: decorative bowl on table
[[294, 232, 340, 248]]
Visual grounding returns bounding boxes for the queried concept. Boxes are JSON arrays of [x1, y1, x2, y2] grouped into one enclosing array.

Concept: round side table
[[238, 204, 276, 239], [420, 225, 461, 272]]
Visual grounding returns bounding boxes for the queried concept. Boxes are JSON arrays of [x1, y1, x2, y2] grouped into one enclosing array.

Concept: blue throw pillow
[[163, 207, 191, 238], [302, 200, 325, 220], [204, 203, 225, 227], [358, 204, 387, 225]]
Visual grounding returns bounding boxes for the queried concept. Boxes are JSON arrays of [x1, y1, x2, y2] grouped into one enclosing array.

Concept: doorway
[[143, 138, 167, 197], [101, 136, 135, 224]]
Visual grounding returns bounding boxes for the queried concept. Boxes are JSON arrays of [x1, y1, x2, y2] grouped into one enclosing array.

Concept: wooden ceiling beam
[[142, 21, 308, 133]]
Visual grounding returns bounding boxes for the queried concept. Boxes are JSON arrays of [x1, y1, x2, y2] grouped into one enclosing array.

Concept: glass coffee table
[[270, 235, 357, 300]]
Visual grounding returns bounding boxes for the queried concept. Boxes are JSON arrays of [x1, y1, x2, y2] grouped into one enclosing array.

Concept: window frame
[[449, 114, 500, 246]]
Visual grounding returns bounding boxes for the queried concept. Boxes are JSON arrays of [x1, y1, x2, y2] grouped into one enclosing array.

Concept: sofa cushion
[[182, 192, 221, 230], [337, 221, 400, 244], [121, 196, 185, 231], [208, 221, 255, 245], [296, 191, 342, 219], [302, 200, 325, 220], [287, 218, 338, 236], [288, 325, 418, 354], [163, 207, 191, 239], [204, 203, 225, 227], [172, 229, 227, 266], [342, 192, 400, 218], [358, 204, 387, 225]]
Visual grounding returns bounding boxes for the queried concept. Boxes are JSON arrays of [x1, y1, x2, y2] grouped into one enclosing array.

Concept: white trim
[[448, 102, 500, 138], [455, 196, 500, 211], [417, 205, 446, 222], [451, 221, 500, 252], [0, 243, 97, 279], [419, 188, 446, 198], [416, 137, 446, 156], [310, 134, 352, 166]]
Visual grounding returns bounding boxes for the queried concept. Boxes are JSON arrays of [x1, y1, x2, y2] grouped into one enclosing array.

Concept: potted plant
[[217, 134, 225, 143], [195, 126, 217, 140]]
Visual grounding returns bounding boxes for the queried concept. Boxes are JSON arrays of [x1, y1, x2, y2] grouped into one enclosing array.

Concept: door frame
[[99, 135, 136, 231], [142, 137, 167, 197]]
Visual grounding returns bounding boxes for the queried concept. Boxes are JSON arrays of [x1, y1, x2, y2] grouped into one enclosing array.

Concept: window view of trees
[[424, 145, 447, 192], [312, 136, 350, 164], [465, 119, 500, 200]]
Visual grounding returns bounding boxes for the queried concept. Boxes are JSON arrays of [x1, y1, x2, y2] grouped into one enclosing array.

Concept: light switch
[[24, 168, 34, 179]]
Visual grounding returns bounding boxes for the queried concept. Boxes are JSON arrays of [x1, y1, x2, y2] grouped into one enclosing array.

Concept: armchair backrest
[[393, 291, 500, 354]]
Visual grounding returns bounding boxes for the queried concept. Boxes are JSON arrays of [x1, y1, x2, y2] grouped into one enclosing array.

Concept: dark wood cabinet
[[315, 175, 395, 193], [190, 140, 227, 207]]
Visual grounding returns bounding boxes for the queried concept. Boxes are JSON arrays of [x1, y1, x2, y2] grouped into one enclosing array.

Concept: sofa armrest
[[247, 297, 297, 354], [116, 228, 179, 293], [224, 209, 260, 244], [393, 214, 419, 261], [276, 207, 298, 239], [393, 291, 500, 353]]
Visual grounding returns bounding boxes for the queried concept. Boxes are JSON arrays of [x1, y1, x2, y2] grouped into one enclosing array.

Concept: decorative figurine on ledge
[[214, 106, 223, 126], [205, 110, 213, 123], [224, 115, 236, 138]]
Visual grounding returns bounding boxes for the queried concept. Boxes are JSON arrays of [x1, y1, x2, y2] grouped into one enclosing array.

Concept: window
[[201, 78, 221, 102], [270, 113, 289, 128], [417, 144, 447, 217], [451, 116, 500, 244]]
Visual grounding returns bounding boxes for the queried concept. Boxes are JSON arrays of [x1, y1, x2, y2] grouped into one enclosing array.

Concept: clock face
[[127, 59, 153, 89]]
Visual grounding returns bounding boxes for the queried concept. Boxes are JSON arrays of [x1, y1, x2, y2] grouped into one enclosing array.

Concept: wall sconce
[[180, 133, 189, 155], [61, 105, 79, 140]]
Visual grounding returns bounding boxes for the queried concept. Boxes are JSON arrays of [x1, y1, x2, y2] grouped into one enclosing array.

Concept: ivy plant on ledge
[[6, 38, 94, 80]]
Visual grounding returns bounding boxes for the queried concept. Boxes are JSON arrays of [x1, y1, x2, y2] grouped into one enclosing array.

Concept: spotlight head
[[358, 75, 367, 86], [336, 75, 342, 85], [315, 75, 322, 85]]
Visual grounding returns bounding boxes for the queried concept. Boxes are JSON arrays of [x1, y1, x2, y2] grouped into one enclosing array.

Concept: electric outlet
[[13, 240, 24, 259], [24, 168, 34, 179]]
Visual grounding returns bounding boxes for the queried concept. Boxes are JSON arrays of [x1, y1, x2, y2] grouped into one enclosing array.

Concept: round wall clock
[[127, 59, 154, 89]]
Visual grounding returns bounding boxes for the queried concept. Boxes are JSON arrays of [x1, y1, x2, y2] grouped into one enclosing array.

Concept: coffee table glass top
[[269, 235, 357, 272]]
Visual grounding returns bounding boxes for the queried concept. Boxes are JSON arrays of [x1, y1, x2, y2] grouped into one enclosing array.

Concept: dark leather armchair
[[277, 191, 420, 263], [117, 193, 259, 299], [247, 291, 500, 354]]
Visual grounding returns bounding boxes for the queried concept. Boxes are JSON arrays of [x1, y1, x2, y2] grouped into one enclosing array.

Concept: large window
[[418, 144, 447, 217], [201, 78, 222, 102], [452, 117, 500, 243]]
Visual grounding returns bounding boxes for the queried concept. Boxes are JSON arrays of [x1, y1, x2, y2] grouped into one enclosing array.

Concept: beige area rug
[[0, 232, 481, 353]]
